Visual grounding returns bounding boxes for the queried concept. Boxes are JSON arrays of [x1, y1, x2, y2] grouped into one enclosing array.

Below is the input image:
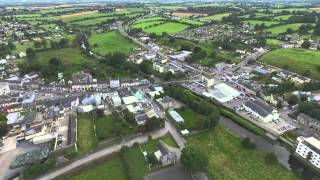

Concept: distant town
[[0, 1, 320, 180]]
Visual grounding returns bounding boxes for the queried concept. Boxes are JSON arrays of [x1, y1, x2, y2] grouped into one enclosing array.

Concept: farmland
[[144, 22, 189, 35], [264, 23, 305, 34], [132, 21, 165, 29], [187, 127, 299, 180], [200, 13, 231, 21], [261, 48, 320, 80], [88, 31, 136, 55], [243, 20, 280, 27], [273, 15, 293, 21]]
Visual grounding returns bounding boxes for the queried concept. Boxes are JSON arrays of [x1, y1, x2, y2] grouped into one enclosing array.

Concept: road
[[38, 120, 185, 180]]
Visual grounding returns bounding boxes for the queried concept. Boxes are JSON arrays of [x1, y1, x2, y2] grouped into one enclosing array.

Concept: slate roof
[[245, 100, 273, 117]]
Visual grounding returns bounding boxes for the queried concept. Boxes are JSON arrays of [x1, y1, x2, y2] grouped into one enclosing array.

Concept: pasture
[[200, 13, 230, 21], [144, 22, 189, 35], [243, 20, 280, 27], [260, 48, 320, 80], [264, 23, 304, 34], [88, 31, 136, 55]]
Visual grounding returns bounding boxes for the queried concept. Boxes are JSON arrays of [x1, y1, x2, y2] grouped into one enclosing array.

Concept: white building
[[0, 82, 10, 96], [296, 136, 320, 168]]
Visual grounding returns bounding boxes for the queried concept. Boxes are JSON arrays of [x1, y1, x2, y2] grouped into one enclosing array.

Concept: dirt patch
[[60, 10, 98, 19], [172, 12, 207, 17]]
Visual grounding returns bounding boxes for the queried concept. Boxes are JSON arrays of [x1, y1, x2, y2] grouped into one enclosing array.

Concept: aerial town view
[[1, 0, 320, 179]]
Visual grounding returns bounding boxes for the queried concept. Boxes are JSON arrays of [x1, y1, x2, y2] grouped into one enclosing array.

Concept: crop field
[[187, 126, 299, 180], [144, 22, 189, 35], [59, 10, 99, 21], [172, 12, 207, 17], [264, 23, 304, 34], [200, 13, 230, 21], [243, 20, 280, 27], [261, 48, 320, 80], [89, 31, 136, 55]]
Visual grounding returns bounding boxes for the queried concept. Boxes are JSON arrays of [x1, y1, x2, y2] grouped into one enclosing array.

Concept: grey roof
[[21, 111, 37, 125], [157, 141, 169, 155], [245, 100, 273, 117]]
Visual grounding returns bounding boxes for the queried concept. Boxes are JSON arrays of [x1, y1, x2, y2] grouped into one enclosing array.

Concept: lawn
[[264, 23, 304, 34], [243, 20, 280, 27], [200, 13, 231, 21], [89, 31, 136, 55], [260, 48, 320, 80], [69, 156, 127, 180], [133, 16, 165, 24], [122, 146, 149, 180], [144, 22, 189, 35], [141, 135, 178, 152], [175, 107, 206, 130], [187, 126, 299, 180], [179, 18, 204, 26], [95, 114, 138, 141], [77, 113, 98, 154]]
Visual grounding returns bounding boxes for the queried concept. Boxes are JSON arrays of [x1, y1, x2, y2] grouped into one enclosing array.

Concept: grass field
[[273, 15, 292, 21], [266, 39, 282, 46], [69, 156, 127, 180], [264, 23, 304, 34], [122, 146, 149, 180], [89, 31, 136, 55], [32, 47, 96, 79], [187, 126, 299, 180], [132, 21, 165, 29], [76, 113, 98, 154], [200, 13, 230, 21], [179, 18, 204, 26], [144, 22, 189, 35], [133, 16, 164, 24], [175, 108, 206, 130], [243, 20, 280, 27], [260, 48, 320, 80], [95, 114, 138, 141]]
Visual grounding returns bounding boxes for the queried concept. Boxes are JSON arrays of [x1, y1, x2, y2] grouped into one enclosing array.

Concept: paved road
[[38, 121, 185, 180]]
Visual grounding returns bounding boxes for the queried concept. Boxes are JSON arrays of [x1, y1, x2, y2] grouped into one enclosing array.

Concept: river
[[219, 116, 292, 170]]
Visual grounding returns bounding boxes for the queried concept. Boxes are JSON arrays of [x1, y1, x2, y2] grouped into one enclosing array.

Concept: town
[[0, 1, 320, 180]]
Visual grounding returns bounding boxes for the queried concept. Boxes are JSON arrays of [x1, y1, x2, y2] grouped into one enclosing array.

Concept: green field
[[122, 146, 149, 180], [266, 39, 282, 46], [70, 16, 114, 26], [77, 114, 98, 154], [273, 15, 292, 21], [89, 31, 136, 55], [132, 21, 165, 29], [175, 108, 206, 130], [243, 20, 280, 27], [141, 135, 178, 152], [261, 48, 320, 80], [30, 47, 96, 79], [179, 18, 204, 26], [188, 127, 299, 180], [95, 114, 138, 141], [264, 23, 304, 34], [144, 22, 189, 35], [69, 156, 127, 180], [133, 16, 165, 24], [200, 13, 231, 21]]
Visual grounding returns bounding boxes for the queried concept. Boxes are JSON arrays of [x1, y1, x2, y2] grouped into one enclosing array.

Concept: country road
[[37, 121, 185, 180]]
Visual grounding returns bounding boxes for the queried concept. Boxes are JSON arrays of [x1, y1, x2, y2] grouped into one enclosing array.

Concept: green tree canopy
[[181, 145, 208, 172]]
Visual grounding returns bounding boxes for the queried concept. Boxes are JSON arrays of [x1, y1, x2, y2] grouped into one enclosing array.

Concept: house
[[295, 136, 320, 168], [154, 140, 177, 166], [0, 82, 10, 96], [135, 113, 148, 126], [153, 62, 165, 73], [243, 99, 279, 122], [110, 80, 120, 88], [201, 74, 215, 87], [290, 76, 311, 85], [156, 96, 175, 110], [24, 71, 38, 80]]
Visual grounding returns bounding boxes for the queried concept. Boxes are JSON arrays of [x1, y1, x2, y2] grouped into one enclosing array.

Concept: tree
[[26, 48, 36, 60], [181, 145, 208, 172], [204, 111, 219, 129], [49, 57, 63, 71], [286, 94, 299, 106], [301, 40, 311, 49], [286, 28, 294, 34], [0, 113, 9, 137]]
